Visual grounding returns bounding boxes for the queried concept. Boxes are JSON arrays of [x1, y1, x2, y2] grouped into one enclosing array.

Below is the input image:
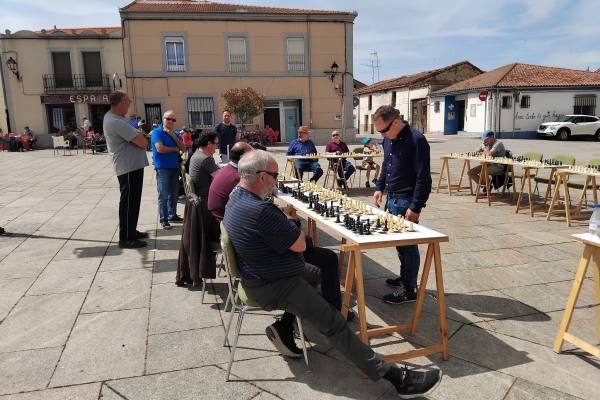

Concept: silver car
[[537, 115, 600, 141]]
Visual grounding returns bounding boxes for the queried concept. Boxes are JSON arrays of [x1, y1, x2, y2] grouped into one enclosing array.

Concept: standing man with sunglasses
[[151, 111, 186, 230], [372, 105, 432, 304]]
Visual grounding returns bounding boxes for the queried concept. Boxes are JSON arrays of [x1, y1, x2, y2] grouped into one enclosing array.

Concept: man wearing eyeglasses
[[372, 105, 432, 305], [286, 126, 323, 182], [325, 130, 355, 189], [151, 111, 186, 230], [223, 150, 441, 398]]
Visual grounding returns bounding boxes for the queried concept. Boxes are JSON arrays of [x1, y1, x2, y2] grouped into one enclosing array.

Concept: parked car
[[537, 115, 600, 141]]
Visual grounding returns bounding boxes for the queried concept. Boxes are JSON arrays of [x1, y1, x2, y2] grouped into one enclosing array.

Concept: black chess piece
[[358, 223, 363, 235], [366, 220, 371, 235], [336, 212, 340, 223], [375, 218, 380, 229], [383, 220, 388, 232]]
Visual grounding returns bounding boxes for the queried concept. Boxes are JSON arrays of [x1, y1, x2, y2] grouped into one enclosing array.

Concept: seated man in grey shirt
[[189, 131, 220, 199], [468, 130, 506, 186]]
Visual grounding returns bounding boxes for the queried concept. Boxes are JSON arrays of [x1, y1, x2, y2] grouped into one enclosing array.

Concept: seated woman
[[361, 137, 381, 187]]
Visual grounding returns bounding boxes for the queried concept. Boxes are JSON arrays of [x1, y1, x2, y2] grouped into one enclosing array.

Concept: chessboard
[[275, 182, 447, 245]]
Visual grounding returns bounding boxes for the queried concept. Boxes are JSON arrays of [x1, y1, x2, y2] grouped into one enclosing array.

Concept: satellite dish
[[353, 97, 359, 107]]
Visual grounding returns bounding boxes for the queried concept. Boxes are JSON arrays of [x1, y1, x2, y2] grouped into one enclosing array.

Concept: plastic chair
[[52, 136, 71, 156], [219, 223, 309, 381]]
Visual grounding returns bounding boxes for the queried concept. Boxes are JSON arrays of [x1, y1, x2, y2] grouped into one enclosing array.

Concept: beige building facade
[[0, 27, 125, 147], [121, 1, 357, 144]]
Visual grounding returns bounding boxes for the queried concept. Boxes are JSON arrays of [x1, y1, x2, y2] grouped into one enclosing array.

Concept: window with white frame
[[187, 97, 214, 128], [573, 94, 596, 115], [501, 95, 512, 109], [520, 95, 531, 108], [287, 37, 305, 71], [228, 37, 247, 72], [165, 37, 185, 71]]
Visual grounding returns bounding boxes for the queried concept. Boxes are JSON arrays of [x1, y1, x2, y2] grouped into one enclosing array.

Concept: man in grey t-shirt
[[103, 91, 149, 248], [468, 130, 506, 186], [189, 131, 220, 198]]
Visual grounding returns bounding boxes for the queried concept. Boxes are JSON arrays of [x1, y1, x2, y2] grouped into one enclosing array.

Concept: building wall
[[428, 96, 445, 133], [0, 34, 124, 146], [430, 89, 600, 137], [123, 19, 352, 144]]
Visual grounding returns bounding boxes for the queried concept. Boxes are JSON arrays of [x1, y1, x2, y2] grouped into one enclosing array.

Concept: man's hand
[[405, 208, 420, 222], [282, 205, 298, 219], [373, 191, 383, 208]]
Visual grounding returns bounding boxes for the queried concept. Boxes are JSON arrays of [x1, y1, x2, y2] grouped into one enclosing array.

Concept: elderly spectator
[[286, 126, 323, 182], [189, 131, 220, 199]]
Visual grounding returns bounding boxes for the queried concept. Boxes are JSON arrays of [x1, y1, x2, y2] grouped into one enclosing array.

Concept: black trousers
[[117, 168, 144, 242], [304, 246, 342, 310]]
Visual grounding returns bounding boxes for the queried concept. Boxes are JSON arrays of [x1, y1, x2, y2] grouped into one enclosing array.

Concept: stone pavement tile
[[146, 323, 278, 374], [0, 347, 63, 396], [50, 308, 148, 387], [81, 269, 151, 313], [421, 289, 542, 324], [98, 385, 125, 400], [0, 277, 35, 321], [152, 256, 178, 285], [476, 307, 598, 352], [0, 383, 101, 400], [251, 392, 281, 400], [441, 249, 538, 272], [377, 354, 515, 400], [552, 241, 588, 258], [450, 324, 600, 399], [99, 246, 154, 271], [511, 261, 578, 285], [504, 378, 583, 400], [53, 240, 111, 260], [107, 365, 259, 400], [226, 352, 390, 400], [513, 244, 577, 262], [500, 279, 597, 313], [148, 283, 223, 335], [27, 258, 100, 296], [0, 292, 86, 353], [517, 231, 574, 245]]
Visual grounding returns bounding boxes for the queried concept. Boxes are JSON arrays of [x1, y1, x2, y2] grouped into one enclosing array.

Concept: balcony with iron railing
[[228, 54, 247, 73], [287, 54, 305, 71], [42, 73, 111, 93]]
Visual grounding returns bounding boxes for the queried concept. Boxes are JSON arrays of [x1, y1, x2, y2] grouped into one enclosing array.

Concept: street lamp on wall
[[325, 61, 339, 81], [6, 57, 21, 81]]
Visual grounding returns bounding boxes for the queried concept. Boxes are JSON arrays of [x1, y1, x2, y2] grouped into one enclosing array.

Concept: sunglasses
[[377, 118, 396, 134], [258, 170, 278, 179], [164, 117, 176, 122], [332, 134, 340, 137]]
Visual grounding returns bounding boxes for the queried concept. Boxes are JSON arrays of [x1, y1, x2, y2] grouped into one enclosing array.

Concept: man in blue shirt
[[214, 110, 238, 164], [151, 110, 186, 230], [372, 105, 432, 304], [223, 150, 441, 398], [286, 126, 323, 182]]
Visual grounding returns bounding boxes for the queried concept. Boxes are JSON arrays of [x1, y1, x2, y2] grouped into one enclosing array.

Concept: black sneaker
[[135, 230, 149, 239], [365, 181, 371, 188], [384, 366, 442, 399], [118, 239, 147, 249], [161, 221, 172, 230], [169, 215, 184, 223], [385, 277, 403, 288], [383, 286, 417, 304], [265, 320, 303, 358]]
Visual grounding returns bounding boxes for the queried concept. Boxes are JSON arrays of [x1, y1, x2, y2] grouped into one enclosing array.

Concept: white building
[[430, 63, 600, 138], [354, 61, 482, 135]]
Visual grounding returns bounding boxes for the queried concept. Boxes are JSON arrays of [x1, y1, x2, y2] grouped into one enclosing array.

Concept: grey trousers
[[243, 272, 390, 381]]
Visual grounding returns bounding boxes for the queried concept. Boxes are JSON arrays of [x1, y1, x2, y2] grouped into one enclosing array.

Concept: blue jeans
[[386, 194, 420, 291], [333, 160, 356, 180], [295, 160, 323, 182], [156, 168, 180, 222]]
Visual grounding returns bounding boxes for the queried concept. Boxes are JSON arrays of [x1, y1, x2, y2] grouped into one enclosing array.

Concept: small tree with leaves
[[222, 87, 265, 128]]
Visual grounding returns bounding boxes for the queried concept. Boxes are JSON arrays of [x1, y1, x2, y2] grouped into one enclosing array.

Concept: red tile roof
[[434, 63, 600, 94], [354, 61, 482, 95], [120, 0, 354, 16], [34, 27, 121, 36]]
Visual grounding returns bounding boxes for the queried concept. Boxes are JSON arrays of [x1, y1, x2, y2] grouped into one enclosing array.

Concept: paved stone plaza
[[0, 135, 599, 399]]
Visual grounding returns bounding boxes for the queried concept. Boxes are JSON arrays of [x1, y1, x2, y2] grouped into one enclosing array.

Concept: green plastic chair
[[534, 154, 576, 185], [513, 151, 543, 194], [220, 223, 309, 381]]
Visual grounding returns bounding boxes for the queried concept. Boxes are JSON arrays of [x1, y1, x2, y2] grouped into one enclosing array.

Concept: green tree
[[222, 87, 265, 127]]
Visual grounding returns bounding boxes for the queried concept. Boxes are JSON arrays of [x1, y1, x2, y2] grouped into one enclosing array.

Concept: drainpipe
[[307, 19, 312, 128], [496, 88, 501, 137]]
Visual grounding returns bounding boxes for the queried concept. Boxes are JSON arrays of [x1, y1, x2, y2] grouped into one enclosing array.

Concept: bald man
[[208, 141, 253, 222]]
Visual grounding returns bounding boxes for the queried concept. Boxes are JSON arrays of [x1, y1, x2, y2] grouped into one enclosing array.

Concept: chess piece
[[383, 220, 388, 232]]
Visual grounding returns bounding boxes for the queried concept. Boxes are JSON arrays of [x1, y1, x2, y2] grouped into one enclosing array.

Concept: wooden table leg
[[338, 237, 347, 286], [475, 163, 486, 203], [456, 159, 468, 195], [466, 160, 474, 195], [445, 158, 453, 195], [575, 176, 590, 215], [483, 163, 492, 206], [544, 168, 557, 205], [351, 248, 369, 343], [593, 177, 598, 204], [593, 250, 600, 343], [527, 173, 534, 217], [515, 167, 528, 213], [340, 249, 355, 320], [563, 174, 572, 227], [436, 158, 447, 194], [433, 242, 449, 360], [553, 245, 593, 353], [546, 173, 563, 221], [410, 244, 434, 336]]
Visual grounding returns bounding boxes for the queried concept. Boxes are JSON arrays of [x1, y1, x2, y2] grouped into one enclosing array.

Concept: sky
[[2, 0, 600, 84]]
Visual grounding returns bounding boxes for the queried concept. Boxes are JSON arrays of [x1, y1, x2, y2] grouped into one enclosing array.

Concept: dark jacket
[[177, 194, 219, 285]]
